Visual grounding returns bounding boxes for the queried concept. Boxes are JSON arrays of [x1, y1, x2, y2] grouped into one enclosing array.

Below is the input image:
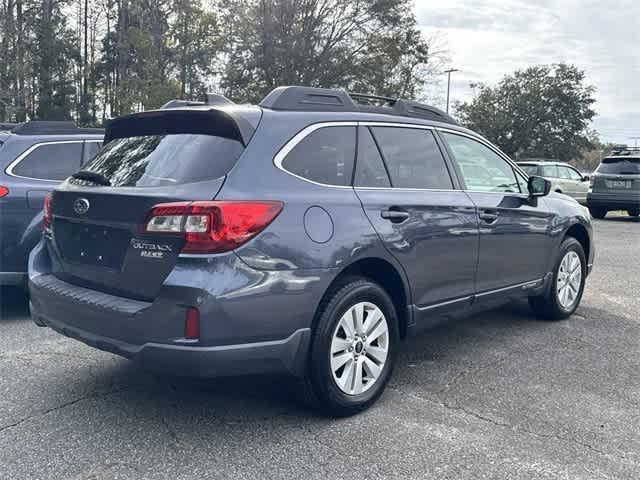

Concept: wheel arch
[[564, 222, 591, 262], [314, 257, 411, 339]]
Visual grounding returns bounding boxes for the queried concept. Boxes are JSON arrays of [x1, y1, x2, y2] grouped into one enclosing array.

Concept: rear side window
[[281, 126, 355, 186], [82, 134, 243, 187], [541, 165, 559, 178], [12, 142, 82, 181], [370, 127, 453, 189], [354, 127, 390, 188], [598, 158, 640, 174]]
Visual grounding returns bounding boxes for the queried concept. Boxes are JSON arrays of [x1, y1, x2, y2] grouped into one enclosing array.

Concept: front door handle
[[381, 209, 410, 223], [479, 210, 499, 224]]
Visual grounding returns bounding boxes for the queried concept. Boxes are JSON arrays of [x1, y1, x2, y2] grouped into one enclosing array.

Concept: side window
[[541, 165, 559, 178], [281, 126, 355, 186], [442, 132, 521, 193], [83, 141, 102, 164], [12, 142, 83, 181], [354, 127, 390, 188], [567, 168, 583, 181], [370, 127, 453, 189], [557, 166, 572, 179]]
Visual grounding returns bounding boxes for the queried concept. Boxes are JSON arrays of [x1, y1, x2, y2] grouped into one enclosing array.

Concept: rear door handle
[[478, 210, 499, 224], [381, 209, 410, 223]]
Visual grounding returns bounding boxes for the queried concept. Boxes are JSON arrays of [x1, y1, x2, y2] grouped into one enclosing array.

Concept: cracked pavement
[[0, 217, 639, 479]]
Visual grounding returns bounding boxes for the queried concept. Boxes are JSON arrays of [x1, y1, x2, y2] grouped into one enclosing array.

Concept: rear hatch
[[592, 157, 640, 193], [48, 108, 257, 300]]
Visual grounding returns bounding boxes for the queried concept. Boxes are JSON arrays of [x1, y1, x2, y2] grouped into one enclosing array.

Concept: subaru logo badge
[[73, 197, 90, 215]]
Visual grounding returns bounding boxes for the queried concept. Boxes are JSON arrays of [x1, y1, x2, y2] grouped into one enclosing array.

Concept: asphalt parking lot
[[1, 216, 638, 480]]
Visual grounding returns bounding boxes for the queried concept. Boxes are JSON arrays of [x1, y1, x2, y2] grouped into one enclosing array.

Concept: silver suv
[[587, 148, 640, 218]]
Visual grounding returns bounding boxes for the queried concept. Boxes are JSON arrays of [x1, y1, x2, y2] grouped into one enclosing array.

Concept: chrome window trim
[[272, 121, 357, 189], [5, 140, 85, 183], [273, 121, 461, 192]]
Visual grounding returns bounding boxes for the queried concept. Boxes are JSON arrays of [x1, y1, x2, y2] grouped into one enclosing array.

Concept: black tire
[[589, 207, 607, 219], [299, 278, 399, 416], [627, 209, 640, 217], [529, 237, 586, 321]]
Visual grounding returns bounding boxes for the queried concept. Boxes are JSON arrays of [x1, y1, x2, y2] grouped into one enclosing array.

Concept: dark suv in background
[[29, 87, 594, 415], [587, 147, 640, 218], [0, 121, 103, 286]]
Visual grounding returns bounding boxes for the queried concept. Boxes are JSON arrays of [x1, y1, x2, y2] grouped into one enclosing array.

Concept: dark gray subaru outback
[[29, 86, 594, 415]]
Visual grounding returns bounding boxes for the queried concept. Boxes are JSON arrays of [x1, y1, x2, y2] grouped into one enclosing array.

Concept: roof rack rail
[[161, 93, 235, 110], [10, 120, 103, 136], [610, 146, 640, 155], [258, 86, 458, 125]]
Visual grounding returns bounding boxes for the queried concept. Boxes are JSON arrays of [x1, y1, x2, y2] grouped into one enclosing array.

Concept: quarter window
[[281, 126, 355, 186], [370, 127, 453, 189], [442, 133, 521, 193], [12, 142, 83, 181], [354, 127, 390, 188]]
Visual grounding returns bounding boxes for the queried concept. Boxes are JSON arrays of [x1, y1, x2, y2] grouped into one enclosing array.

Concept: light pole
[[631, 137, 640, 149], [444, 68, 459, 114]]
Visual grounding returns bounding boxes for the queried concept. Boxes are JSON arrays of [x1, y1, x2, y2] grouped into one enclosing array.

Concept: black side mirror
[[582, 174, 590, 182], [528, 176, 551, 197]]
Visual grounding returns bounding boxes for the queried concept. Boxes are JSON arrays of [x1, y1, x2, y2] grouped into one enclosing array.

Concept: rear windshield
[[81, 134, 244, 187], [597, 157, 640, 175]]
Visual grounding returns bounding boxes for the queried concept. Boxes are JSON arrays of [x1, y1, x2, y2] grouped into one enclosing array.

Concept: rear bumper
[[587, 192, 640, 210], [27, 240, 331, 378], [30, 295, 310, 377]]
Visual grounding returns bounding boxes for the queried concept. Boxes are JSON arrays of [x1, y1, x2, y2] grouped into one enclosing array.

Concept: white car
[[518, 161, 590, 204]]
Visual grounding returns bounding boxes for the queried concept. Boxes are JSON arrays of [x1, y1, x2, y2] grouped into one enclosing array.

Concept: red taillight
[[184, 307, 200, 340], [43, 193, 53, 229], [143, 201, 283, 254], [0, 185, 8, 198]]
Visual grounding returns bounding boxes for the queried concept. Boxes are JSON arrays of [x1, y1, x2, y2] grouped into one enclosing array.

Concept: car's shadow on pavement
[[41, 299, 549, 421], [0, 286, 29, 320]]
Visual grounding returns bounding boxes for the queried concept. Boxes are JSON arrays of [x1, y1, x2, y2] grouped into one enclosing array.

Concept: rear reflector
[[0, 186, 8, 198], [143, 201, 283, 254], [184, 307, 200, 340], [43, 193, 52, 229]]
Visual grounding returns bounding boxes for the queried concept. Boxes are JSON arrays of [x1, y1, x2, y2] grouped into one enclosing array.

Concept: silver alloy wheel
[[556, 251, 582, 310], [329, 302, 389, 395]]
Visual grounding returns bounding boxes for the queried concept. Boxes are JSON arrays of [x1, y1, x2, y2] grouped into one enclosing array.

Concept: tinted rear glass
[[13, 142, 82, 180], [82, 134, 243, 187], [281, 126, 355, 186], [597, 158, 640, 174]]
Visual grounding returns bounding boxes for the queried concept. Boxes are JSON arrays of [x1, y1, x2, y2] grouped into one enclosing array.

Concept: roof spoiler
[[104, 108, 255, 146], [259, 86, 458, 125], [161, 93, 234, 110]]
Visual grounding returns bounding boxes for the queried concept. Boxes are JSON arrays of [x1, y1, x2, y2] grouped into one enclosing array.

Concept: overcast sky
[[415, 0, 640, 145]]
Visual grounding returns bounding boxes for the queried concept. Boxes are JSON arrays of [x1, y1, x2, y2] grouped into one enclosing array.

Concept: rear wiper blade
[[71, 170, 111, 186]]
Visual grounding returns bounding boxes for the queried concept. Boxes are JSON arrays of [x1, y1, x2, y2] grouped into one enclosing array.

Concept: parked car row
[[0, 121, 103, 286], [26, 86, 594, 415]]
